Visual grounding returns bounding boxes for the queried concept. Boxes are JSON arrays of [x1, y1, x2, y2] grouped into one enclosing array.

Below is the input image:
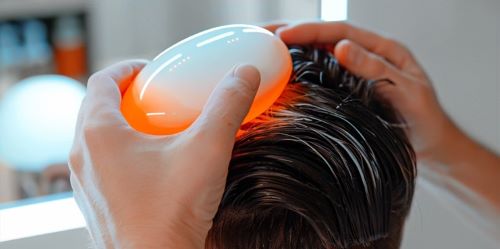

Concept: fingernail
[[275, 26, 287, 36], [336, 40, 361, 66], [233, 64, 261, 90]]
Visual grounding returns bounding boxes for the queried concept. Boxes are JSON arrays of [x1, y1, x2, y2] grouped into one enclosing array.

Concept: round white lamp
[[0, 75, 86, 172]]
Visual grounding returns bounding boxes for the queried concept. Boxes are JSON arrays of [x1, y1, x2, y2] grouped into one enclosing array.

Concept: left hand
[[265, 21, 450, 162]]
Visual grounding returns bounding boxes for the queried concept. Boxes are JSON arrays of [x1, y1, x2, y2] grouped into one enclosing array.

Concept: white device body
[[122, 24, 292, 134]]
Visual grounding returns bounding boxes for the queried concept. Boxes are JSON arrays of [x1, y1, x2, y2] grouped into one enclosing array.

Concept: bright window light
[[0, 197, 86, 242], [321, 0, 348, 21]]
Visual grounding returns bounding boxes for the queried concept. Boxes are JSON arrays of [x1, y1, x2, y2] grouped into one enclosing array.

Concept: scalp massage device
[[121, 24, 292, 135]]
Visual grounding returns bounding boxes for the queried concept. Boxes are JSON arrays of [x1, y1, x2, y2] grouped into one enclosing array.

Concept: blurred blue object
[[0, 23, 23, 69], [0, 75, 86, 171], [22, 19, 53, 65]]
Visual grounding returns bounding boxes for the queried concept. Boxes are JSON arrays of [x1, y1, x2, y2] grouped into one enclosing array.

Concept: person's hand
[[267, 22, 500, 217], [69, 60, 260, 249], [267, 21, 457, 163]]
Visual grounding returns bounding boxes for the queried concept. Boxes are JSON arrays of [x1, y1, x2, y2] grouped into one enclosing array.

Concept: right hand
[[267, 21, 500, 231], [267, 21, 458, 163], [69, 61, 261, 249]]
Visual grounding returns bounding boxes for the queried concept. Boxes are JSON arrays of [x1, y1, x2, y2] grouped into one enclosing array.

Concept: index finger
[[277, 22, 419, 71], [81, 60, 148, 126], [262, 22, 289, 33]]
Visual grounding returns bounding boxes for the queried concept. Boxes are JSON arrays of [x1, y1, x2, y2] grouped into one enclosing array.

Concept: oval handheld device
[[121, 24, 292, 135]]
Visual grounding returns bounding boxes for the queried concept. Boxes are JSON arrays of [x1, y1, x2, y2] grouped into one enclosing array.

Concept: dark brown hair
[[206, 46, 417, 249]]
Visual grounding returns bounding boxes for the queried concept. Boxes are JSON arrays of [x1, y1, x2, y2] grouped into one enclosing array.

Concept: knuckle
[[369, 59, 387, 77], [383, 37, 405, 52], [384, 38, 401, 49], [232, 79, 256, 100], [86, 73, 114, 94], [68, 147, 82, 173], [391, 38, 411, 55], [399, 42, 411, 54], [87, 72, 107, 86], [217, 78, 256, 108], [378, 38, 399, 55], [385, 38, 414, 60]]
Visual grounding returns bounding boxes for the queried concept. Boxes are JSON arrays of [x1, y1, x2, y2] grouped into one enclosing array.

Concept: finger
[[334, 40, 409, 107], [278, 21, 419, 72], [86, 59, 148, 107], [82, 60, 148, 125], [188, 64, 261, 144], [262, 22, 289, 33], [334, 39, 408, 84]]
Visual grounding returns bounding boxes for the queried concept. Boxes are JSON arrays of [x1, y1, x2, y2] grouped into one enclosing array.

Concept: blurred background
[[0, 0, 326, 204], [0, 0, 498, 248]]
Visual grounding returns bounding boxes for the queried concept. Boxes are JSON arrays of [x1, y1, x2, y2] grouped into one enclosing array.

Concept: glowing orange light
[[121, 24, 292, 135]]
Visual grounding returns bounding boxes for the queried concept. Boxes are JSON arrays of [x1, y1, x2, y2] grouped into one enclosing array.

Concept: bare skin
[[268, 21, 500, 215], [69, 22, 499, 249], [69, 62, 261, 249]]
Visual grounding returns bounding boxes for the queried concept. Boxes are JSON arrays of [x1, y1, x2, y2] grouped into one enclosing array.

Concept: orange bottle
[[53, 16, 87, 80]]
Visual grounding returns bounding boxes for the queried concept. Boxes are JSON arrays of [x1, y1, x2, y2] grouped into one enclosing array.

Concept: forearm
[[420, 119, 500, 212]]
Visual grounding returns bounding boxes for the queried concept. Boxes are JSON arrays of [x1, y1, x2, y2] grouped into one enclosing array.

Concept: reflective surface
[[0, 0, 320, 206], [121, 24, 292, 135]]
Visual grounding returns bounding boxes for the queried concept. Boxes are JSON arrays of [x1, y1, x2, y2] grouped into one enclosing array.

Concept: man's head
[[206, 46, 416, 249]]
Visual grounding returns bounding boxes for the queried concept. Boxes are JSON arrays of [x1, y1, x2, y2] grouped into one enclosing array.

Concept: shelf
[[0, 0, 88, 20]]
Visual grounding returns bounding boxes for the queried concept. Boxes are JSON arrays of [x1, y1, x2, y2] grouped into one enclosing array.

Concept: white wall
[[88, 0, 499, 152], [88, 0, 319, 69], [348, 1, 499, 248], [3, 1, 498, 248], [349, 0, 500, 153]]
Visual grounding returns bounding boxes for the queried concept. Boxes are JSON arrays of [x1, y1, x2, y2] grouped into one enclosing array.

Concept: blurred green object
[[0, 75, 85, 171]]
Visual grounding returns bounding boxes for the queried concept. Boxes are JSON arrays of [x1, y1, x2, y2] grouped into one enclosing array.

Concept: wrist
[[117, 230, 200, 249], [418, 117, 471, 167], [114, 214, 207, 249], [114, 227, 169, 249]]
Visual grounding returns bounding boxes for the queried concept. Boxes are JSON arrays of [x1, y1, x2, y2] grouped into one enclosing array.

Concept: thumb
[[189, 64, 261, 143]]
